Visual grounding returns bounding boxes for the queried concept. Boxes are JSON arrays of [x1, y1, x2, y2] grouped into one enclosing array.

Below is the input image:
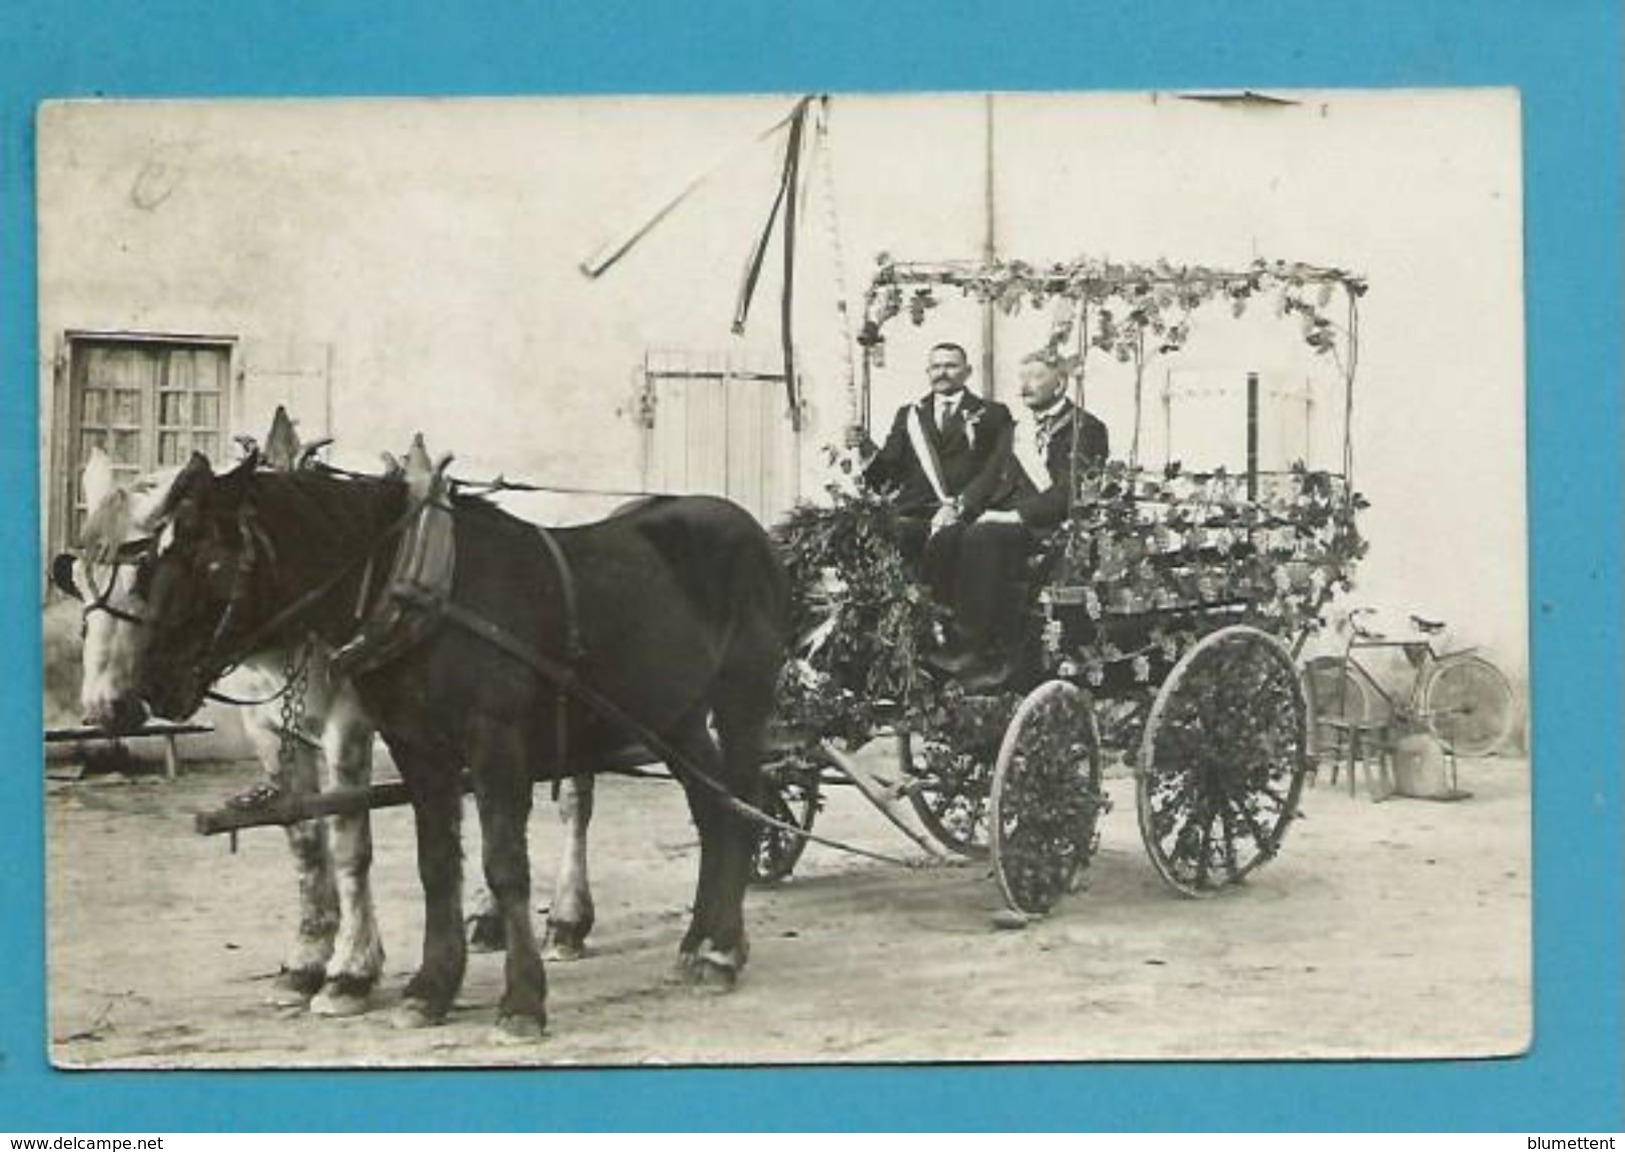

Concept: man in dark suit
[[944, 350, 1109, 691], [849, 342, 1015, 600]]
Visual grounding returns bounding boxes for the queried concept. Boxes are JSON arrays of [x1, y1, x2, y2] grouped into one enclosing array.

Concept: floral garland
[[860, 255, 1366, 368], [1041, 460, 1367, 690]]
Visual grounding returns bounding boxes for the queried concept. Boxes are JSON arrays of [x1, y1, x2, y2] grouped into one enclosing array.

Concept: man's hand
[[975, 509, 1022, 526], [929, 502, 960, 536]]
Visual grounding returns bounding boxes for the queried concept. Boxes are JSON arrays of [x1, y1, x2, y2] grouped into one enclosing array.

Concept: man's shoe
[[924, 646, 980, 676], [960, 656, 1016, 695]]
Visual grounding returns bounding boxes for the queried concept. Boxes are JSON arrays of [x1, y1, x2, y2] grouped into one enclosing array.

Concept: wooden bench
[[44, 721, 214, 779]]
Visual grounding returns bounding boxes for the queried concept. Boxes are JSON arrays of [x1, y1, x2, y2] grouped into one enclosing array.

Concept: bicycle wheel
[[1421, 654, 1516, 757]]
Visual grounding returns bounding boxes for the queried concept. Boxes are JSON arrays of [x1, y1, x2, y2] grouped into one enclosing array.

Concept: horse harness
[[325, 460, 586, 780], [195, 469, 921, 868], [70, 541, 152, 628]]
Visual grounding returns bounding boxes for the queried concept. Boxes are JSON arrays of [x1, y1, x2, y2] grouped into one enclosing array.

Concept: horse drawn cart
[[190, 254, 1369, 923]]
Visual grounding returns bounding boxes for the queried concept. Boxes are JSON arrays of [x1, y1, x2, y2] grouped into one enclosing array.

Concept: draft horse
[[107, 450, 788, 1039], [56, 450, 600, 1020]]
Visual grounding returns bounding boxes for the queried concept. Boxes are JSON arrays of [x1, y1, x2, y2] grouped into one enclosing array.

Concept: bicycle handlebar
[[1347, 606, 1380, 640]]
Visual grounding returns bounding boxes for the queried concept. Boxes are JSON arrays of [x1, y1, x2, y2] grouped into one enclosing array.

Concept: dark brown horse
[[118, 451, 788, 1040]]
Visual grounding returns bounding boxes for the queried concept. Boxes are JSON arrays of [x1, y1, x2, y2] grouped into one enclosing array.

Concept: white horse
[[55, 447, 598, 1018]]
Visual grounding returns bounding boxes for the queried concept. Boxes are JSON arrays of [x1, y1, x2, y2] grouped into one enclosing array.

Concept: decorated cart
[[761, 253, 1369, 914], [189, 253, 1369, 924]]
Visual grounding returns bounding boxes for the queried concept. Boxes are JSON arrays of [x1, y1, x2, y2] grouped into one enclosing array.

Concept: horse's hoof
[[389, 999, 443, 1030], [676, 943, 743, 992], [544, 928, 589, 962], [693, 951, 742, 992], [265, 966, 324, 1008], [310, 983, 371, 1019], [466, 914, 504, 954], [490, 1013, 546, 1044]]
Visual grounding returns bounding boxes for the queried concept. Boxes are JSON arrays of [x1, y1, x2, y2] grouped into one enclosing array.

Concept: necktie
[[1014, 419, 1049, 489]]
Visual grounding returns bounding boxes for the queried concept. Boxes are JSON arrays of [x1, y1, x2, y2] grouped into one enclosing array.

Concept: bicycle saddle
[[1410, 613, 1446, 634]]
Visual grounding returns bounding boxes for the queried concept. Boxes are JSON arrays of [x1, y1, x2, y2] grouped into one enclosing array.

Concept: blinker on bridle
[[77, 539, 154, 627], [186, 483, 431, 692]]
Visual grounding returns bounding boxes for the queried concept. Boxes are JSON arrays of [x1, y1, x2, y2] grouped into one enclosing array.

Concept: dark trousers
[[895, 516, 966, 609], [954, 520, 1037, 655]]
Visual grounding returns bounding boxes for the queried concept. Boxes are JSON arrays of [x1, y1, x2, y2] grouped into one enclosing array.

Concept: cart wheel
[[899, 731, 990, 857], [1137, 625, 1309, 897], [989, 680, 1107, 916], [899, 690, 1015, 857], [1421, 654, 1516, 758], [749, 753, 823, 885]]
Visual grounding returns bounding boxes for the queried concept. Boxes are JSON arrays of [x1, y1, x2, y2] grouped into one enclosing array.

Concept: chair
[[1301, 656, 1394, 800]]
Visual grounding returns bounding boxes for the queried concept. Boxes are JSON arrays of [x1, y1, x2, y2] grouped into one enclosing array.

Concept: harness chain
[[277, 638, 311, 779]]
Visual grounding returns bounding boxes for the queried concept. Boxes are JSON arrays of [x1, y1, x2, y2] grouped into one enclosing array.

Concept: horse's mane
[[250, 465, 539, 552], [79, 465, 187, 560], [250, 467, 412, 547]]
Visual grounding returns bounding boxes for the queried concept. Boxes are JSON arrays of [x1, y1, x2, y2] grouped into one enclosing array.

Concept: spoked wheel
[[749, 753, 824, 885], [1421, 654, 1516, 758], [989, 680, 1108, 917], [1137, 625, 1310, 897], [899, 689, 1018, 858], [899, 732, 992, 857]]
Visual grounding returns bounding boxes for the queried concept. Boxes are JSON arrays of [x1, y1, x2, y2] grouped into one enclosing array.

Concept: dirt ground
[[46, 746, 1530, 1068]]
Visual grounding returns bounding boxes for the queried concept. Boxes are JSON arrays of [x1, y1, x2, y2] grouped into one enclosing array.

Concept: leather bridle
[[184, 488, 429, 692], [77, 541, 153, 628]]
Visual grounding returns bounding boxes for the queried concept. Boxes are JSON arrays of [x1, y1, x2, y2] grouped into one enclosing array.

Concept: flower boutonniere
[[962, 406, 985, 448]]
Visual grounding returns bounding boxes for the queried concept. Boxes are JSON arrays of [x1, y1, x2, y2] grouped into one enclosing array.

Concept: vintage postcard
[[38, 89, 1527, 1067]]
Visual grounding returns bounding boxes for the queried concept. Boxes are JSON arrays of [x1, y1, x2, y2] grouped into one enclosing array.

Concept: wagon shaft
[[193, 745, 666, 836]]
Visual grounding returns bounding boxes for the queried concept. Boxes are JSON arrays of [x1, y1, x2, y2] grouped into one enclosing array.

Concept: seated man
[[847, 341, 1014, 603], [943, 350, 1110, 692]]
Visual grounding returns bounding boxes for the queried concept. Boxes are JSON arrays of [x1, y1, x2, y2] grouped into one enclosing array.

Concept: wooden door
[[639, 349, 800, 526]]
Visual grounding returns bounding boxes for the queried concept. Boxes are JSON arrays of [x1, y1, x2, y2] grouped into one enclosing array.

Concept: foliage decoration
[[774, 457, 1366, 747], [773, 471, 948, 744], [861, 255, 1365, 368], [1041, 460, 1368, 682]]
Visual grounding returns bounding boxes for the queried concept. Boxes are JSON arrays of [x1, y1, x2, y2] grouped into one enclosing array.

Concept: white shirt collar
[[1030, 397, 1067, 423]]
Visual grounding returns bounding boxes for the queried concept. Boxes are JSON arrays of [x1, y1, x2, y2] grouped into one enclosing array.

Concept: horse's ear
[[81, 446, 114, 513], [78, 488, 132, 561], [263, 406, 301, 471], [296, 437, 334, 470], [141, 452, 215, 533], [50, 553, 81, 601]]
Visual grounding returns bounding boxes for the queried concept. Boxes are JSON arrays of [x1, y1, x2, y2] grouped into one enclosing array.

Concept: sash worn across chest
[[1014, 407, 1074, 491], [905, 405, 952, 504]]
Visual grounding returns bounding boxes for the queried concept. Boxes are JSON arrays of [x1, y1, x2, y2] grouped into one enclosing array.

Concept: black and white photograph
[[38, 89, 1528, 1068]]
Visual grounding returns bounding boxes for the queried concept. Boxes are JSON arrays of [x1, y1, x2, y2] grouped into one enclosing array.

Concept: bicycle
[[1301, 607, 1518, 773]]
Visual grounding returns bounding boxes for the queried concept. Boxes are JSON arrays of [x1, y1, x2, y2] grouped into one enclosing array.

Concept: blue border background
[[2, 0, 1619, 1132]]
